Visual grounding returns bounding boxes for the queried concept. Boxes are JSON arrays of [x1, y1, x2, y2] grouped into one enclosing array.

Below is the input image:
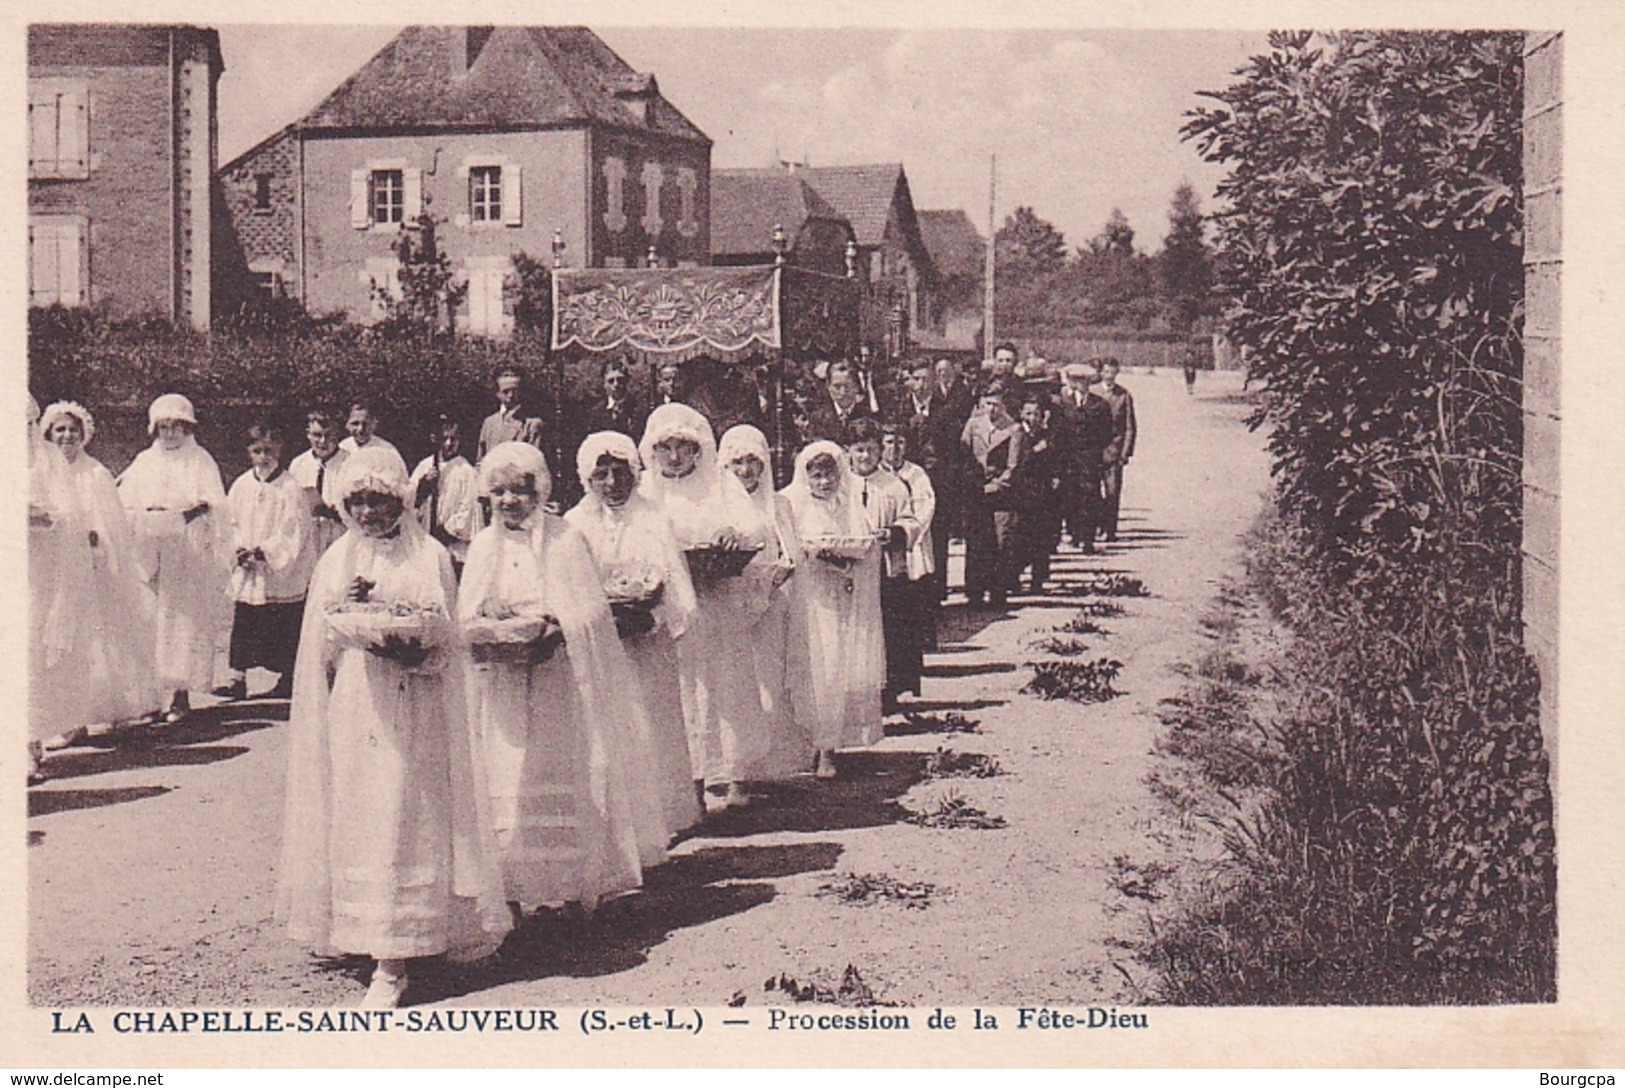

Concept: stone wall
[[1522, 31, 1562, 767]]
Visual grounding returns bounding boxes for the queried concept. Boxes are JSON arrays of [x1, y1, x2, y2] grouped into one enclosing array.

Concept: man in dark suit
[[1014, 395, 1062, 591], [582, 358, 646, 439], [801, 360, 874, 448], [1097, 357, 1137, 542], [1054, 361, 1115, 553], [923, 357, 976, 600]]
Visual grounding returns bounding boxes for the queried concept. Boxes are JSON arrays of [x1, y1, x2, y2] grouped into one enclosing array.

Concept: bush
[[1185, 31, 1525, 594], [1149, 30, 1556, 1005], [26, 309, 605, 486], [1152, 515, 1554, 1004]]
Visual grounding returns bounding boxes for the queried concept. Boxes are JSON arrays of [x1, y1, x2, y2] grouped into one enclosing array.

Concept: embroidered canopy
[[552, 267, 779, 363], [551, 265, 859, 365]]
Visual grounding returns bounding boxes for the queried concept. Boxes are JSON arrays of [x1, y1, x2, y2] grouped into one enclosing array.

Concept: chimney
[[449, 26, 493, 77], [613, 72, 657, 125]]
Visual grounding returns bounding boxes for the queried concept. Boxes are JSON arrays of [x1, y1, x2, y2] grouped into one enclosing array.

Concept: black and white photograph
[[12, 6, 1620, 1072]]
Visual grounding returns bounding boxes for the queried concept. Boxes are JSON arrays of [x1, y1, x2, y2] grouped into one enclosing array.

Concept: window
[[29, 81, 89, 179], [29, 216, 86, 307], [350, 163, 419, 230], [458, 157, 521, 228], [252, 271, 282, 300], [371, 170, 405, 225], [253, 174, 273, 211], [469, 165, 502, 222]]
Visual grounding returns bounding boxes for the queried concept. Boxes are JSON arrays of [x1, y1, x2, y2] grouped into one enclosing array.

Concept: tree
[[373, 209, 468, 339], [1089, 208, 1137, 257], [1158, 181, 1212, 330], [996, 205, 1069, 271], [994, 205, 1071, 333]]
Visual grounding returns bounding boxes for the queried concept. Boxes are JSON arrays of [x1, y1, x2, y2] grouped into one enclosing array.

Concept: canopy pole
[[772, 265, 790, 488]]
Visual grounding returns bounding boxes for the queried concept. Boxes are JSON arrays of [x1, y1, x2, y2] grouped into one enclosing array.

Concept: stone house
[[216, 26, 711, 335], [28, 24, 223, 329]]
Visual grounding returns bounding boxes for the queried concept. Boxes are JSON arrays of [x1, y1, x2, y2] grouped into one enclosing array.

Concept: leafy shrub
[[1066, 602, 1125, 622], [1023, 658, 1124, 702], [27, 309, 613, 492], [764, 966, 896, 1006], [1055, 615, 1110, 636], [922, 747, 1003, 779], [816, 873, 939, 909], [904, 789, 1006, 830], [1029, 635, 1092, 657], [890, 711, 981, 736], [1074, 574, 1151, 598]]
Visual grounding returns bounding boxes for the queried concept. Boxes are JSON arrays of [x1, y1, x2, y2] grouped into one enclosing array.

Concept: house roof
[[298, 26, 708, 144], [919, 209, 985, 282], [797, 164, 907, 247], [715, 163, 908, 248], [710, 171, 848, 257]]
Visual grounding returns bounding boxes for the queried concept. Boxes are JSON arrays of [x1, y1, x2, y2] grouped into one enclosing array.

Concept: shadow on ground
[[28, 785, 173, 817], [401, 841, 846, 1002]]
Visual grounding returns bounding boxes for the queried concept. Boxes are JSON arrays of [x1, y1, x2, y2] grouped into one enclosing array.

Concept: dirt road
[[28, 368, 1268, 1008]]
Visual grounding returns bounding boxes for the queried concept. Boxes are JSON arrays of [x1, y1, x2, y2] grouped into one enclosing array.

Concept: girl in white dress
[[638, 404, 771, 810], [277, 447, 510, 1009], [28, 395, 72, 781], [781, 440, 890, 779], [36, 401, 160, 737], [565, 431, 702, 837], [716, 424, 810, 781], [117, 394, 231, 722], [460, 441, 663, 914]]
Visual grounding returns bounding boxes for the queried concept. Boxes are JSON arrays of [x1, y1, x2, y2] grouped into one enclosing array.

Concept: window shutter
[[350, 169, 370, 229], [63, 88, 88, 176], [404, 168, 423, 220], [60, 220, 83, 306], [28, 222, 47, 303], [28, 93, 54, 176], [504, 163, 522, 226]]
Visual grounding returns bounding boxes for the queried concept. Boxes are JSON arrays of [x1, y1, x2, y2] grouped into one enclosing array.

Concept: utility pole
[[983, 153, 996, 357]]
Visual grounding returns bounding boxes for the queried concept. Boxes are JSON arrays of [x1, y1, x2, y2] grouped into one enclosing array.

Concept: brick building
[[217, 26, 711, 334], [28, 24, 223, 329], [715, 163, 940, 358]]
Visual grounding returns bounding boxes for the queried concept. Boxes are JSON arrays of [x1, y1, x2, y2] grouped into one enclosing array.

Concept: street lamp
[[551, 228, 567, 268], [771, 223, 788, 267]]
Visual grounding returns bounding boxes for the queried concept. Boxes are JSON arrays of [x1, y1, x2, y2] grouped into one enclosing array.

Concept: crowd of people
[[25, 344, 1137, 1009]]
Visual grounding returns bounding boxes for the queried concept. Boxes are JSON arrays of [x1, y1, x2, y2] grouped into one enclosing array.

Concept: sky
[[216, 26, 1269, 255]]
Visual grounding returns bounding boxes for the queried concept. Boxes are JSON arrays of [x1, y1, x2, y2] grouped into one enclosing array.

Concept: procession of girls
[[27, 387, 935, 1009]]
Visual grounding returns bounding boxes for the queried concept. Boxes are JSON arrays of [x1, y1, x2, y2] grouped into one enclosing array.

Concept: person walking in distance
[[1096, 358, 1136, 543]]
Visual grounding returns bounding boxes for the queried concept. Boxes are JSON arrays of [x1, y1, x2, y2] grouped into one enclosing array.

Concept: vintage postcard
[[5, 0, 1623, 1072]]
